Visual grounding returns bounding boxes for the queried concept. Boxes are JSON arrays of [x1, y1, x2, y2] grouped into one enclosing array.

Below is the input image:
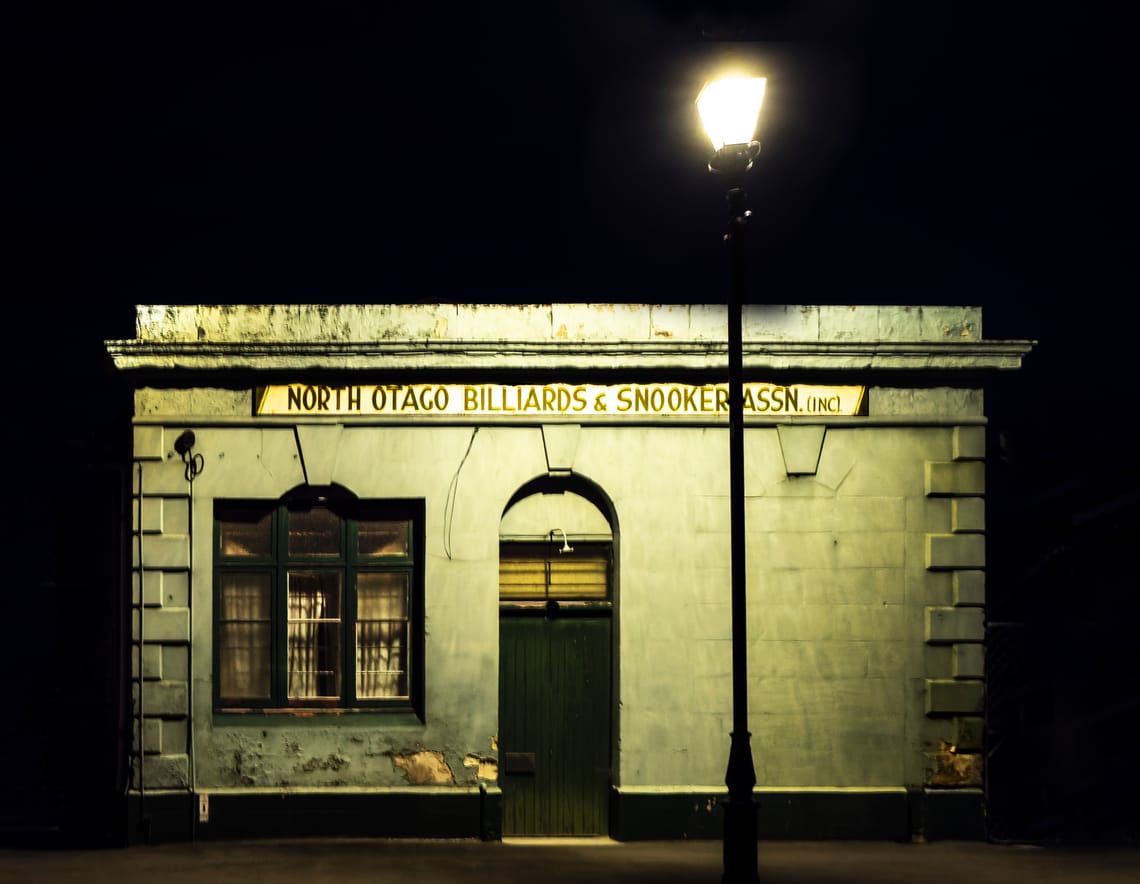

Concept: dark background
[[5, 1, 1137, 846]]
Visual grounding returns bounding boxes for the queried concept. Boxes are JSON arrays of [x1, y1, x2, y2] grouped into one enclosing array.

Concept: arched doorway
[[498, 476, 617, 836]]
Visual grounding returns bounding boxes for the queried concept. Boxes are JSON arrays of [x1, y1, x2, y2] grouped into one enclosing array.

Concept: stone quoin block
[[952, 498, 985, 533], [133, 425, 165, 461], [953, 426, 986, 461], [925, 462, 985, 497], [140, 680, 189, 717], [140, 754, 190, 790], [952, 643, 985, 679], [925, 679, 984, 716], [953, 571, 985, 606], [132, 644, 162, 680], [134, 458, 194, 495], [133, 533, 190, 569], [136, 717, 162, 755], [954, 717, 985, 752], [926, 607, 985, 644], [136, 607, 190, 643], [926, 534, 986, 570], [132, 571, 164, 607]]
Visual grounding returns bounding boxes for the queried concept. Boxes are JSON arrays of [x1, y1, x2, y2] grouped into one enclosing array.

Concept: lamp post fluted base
[[723, 730, 758, 884]]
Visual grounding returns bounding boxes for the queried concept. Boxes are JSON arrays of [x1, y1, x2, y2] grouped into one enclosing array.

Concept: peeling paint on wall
[[392, 750, 455, 785], [463, 753, 499, 781], [296, 753, 350, 773], [228, 742, 265, 786]]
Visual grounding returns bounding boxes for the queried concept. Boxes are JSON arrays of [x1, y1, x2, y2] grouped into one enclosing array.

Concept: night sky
[[17, 3, 1133, 342], [7, 1, 1139, 844]]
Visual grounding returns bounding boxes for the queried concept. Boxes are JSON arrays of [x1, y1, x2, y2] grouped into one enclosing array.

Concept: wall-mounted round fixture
[[174, 429, 204, 482], [174, 430, 195, 457]]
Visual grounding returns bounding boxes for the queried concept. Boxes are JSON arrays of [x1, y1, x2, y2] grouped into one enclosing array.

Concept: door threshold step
[[502, 836, 618, 846]]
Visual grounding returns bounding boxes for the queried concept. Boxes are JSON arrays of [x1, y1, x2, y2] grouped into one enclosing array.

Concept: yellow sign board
[[255, 383, 865, 418]]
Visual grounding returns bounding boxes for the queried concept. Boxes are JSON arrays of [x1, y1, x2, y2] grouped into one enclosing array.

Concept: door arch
[[498, 474, 618, 836]]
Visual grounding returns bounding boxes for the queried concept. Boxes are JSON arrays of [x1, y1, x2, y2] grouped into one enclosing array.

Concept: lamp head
[[697, 76, 767, 176]]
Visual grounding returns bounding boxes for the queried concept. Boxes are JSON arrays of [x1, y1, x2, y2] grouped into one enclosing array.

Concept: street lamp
[[697, 74, 766, 884]]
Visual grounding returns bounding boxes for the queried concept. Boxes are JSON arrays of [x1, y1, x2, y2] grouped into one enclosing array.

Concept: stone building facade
[[104, 303, 1032, 842]]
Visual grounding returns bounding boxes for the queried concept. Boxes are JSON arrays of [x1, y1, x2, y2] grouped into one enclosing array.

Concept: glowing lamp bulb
[[697, 76, 767, 150]]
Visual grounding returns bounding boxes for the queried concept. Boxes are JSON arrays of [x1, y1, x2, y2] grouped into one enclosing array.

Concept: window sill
[[214, 707, 424, 726]]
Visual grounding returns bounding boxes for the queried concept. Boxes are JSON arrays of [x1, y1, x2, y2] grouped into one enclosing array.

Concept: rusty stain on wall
[[926, 740, 983, 787], [392, 750, 455, 785]]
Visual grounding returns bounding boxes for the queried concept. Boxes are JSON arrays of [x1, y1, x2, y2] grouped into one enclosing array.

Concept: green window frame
[[213, 491, 424, 715]]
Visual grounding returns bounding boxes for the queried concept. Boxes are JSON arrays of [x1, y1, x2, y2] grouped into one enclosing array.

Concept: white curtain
[[356, 572, 409, 698], [287, 571, 341, 699]]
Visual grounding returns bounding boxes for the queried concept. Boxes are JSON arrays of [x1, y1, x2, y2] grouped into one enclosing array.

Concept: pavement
[[2, 838, 1139, 884]]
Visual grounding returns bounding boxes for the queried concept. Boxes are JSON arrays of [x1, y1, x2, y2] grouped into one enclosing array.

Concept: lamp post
[[697, 75, 767, 884]]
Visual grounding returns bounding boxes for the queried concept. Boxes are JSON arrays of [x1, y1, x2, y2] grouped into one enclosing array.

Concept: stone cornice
[[105, 338, 1034, 373]]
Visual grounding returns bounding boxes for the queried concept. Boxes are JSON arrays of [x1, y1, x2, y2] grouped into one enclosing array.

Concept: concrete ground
[[2, 838, 1138, 884]]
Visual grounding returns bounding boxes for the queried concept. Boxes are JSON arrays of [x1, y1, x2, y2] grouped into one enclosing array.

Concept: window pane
[[288, 507, 340, 557], [219, 623, 271, 699], [287, 571, 342, 699], [219, 573, 271, 619], [498, 557, 550, 600], [356, 572, 409, 699], [357, 520, 410, 557], [549, 558, 609, 599], [218, 573, 271, 700], [218, 506, 272, 557]]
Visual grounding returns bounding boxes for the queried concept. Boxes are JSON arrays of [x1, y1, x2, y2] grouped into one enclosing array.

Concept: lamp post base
[[723, 730, 758, 883], [722, 794, 758, 883]]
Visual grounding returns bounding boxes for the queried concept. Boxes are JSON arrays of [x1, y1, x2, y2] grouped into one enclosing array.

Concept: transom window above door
[[499, 540, 612, 605]]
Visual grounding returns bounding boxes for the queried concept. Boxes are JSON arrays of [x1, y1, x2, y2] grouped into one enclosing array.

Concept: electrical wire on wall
[[443, 427, 479, 560], [175, 430, 204, 482]]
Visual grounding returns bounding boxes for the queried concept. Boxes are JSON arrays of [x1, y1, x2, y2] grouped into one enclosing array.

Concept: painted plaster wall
[[131, 382, 983, 797], [576, 421, 968, 790]]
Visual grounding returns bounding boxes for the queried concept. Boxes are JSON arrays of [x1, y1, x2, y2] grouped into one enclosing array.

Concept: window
[[214, 492, 423, 713], [499, 541, 612, 605]]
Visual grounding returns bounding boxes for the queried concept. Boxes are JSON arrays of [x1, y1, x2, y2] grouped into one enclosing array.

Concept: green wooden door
[[499, 613, 612, 835]]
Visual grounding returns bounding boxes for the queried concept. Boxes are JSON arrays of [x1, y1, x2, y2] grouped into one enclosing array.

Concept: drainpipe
[[186, 458, 196, 839], [134, 460, 149, 841]]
